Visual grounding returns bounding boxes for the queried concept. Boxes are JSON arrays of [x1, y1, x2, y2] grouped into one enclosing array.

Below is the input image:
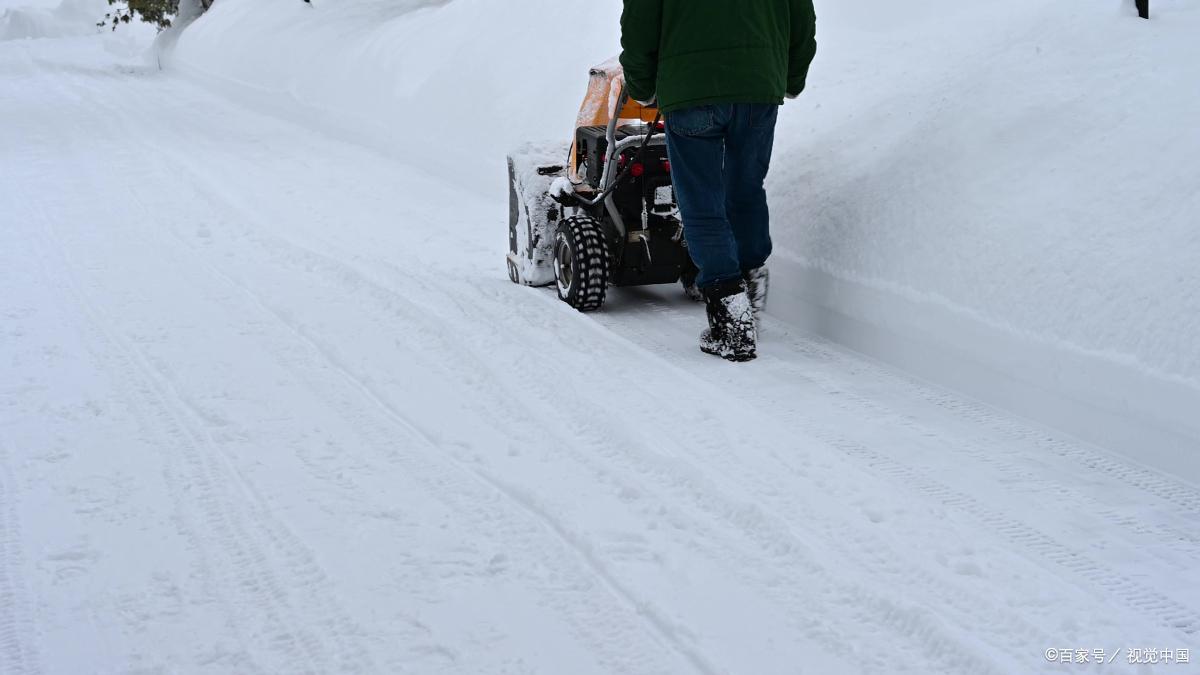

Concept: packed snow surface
[[169, 0, 1200, 479], [0, 0, 108, 41], [2, 0, 1198, 673]]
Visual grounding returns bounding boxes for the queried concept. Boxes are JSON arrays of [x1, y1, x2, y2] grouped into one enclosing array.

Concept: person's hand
[[635, 95, 657, 107]]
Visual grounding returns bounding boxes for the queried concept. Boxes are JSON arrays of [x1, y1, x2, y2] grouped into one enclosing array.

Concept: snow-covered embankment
[[1, 0, 106, 41], [171, 0, 1200, 479]]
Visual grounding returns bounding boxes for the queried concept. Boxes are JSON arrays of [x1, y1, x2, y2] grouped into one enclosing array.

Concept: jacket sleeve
[[787, 0, 817, 97], [619, 0, 663, 104]]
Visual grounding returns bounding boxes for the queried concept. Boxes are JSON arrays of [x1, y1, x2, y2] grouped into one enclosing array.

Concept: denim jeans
[[664, 103, 778, 289]]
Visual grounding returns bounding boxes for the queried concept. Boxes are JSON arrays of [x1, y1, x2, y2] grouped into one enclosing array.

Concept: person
[[620, 0, 817, 362]]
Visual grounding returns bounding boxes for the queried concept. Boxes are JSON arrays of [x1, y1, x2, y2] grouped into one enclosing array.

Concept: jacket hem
[[659, 95, 785, 114]]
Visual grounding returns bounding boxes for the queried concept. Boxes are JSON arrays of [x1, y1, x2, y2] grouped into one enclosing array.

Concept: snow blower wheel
[[554, 215, 609, 312]]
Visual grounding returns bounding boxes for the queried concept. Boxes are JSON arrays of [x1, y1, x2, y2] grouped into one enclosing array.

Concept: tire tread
[[556, 215, 609, 312]]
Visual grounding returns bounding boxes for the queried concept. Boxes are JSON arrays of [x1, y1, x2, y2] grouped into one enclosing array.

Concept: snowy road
[[3, 35, 1199, 675]]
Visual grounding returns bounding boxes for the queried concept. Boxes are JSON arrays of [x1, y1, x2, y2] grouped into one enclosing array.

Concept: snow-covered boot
[[743, 266, 769, 324], [700, 279, 757, 362]]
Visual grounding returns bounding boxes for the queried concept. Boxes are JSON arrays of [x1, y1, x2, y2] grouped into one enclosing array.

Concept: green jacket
[[619, 0, 817, 113]]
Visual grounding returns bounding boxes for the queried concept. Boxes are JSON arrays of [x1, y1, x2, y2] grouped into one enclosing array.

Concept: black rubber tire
[[553, 215, 609, 312]]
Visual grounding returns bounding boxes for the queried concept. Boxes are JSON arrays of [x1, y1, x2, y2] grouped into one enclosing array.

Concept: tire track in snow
[[467, 472, 726, 675], [587, 295, 1200, 646], [811, 429, 1200, 637], [0, 191, 42, 674], [624, 290, 1200, 549], [94, 113, 714, 673], [151, 221, 719, 675], [911, 392, 1200, 514], [126, 140, 946, 670], [797, 354, 1200, 526], [163, 191, 1023, 674], [758, 346, 1200, 598], [25, 209, 273, 675], [0, 438, 41, 675], [18, 79, 681, 667], [615, 295, 1200, 640], [139, 104, 1120, 670], [639, 276, 1200, 527], [763, 352, 1200, 559], [24, 187, 375, 674], [49, 61, 1190, 667], [489, 395, 1037, 675], [17, 177, 269, 673], [533, 405, 1063, 670], [244, 255, 993, 673]]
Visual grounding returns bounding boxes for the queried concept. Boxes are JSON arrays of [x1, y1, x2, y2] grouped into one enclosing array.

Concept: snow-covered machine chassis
[[506, 60, 697, 312], [506, 142, 565, 288]]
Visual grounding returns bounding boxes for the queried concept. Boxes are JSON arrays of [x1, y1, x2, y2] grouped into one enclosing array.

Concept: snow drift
[[766, 0, 1200, 478], [169, 0, 1200, 479], [0, 0, 105, 41]]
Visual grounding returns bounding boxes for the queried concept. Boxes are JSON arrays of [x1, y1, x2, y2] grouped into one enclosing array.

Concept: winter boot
[[743, 266, 769, 324], [700, 279, 758, 362]]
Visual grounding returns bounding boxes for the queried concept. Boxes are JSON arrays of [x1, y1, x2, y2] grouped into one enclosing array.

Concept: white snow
[[769, 0, 1200, 483], [2, 0, 1198, 673], [0, 0, 107, 41], [166, 0, 1200, 480]]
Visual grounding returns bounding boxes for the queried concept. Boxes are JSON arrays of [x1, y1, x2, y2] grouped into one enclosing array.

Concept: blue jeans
[[665, 103, 778, 289]]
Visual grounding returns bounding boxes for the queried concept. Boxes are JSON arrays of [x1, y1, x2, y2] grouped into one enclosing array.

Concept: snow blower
[[506, 59, 698, 312]]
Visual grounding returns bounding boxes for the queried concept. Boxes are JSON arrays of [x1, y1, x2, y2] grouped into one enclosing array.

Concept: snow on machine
[[506, 59, 698, 311]]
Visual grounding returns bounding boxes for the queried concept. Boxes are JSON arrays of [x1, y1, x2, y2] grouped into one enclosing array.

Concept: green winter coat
[[619, 0, 817, 113]]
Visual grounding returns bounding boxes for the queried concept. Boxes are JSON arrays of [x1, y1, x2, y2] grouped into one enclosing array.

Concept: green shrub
[[101, 0, 213, 30]]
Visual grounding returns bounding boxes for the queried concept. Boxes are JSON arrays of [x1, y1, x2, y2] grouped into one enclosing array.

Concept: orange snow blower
[[506, 59, 698, 311]]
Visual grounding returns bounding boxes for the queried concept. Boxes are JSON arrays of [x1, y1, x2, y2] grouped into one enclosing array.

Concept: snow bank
[[169, 0, 619, 182], [169, 0, 1200, 479], [768, 0, 1200, 477], [0, 0, 105, 41]]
